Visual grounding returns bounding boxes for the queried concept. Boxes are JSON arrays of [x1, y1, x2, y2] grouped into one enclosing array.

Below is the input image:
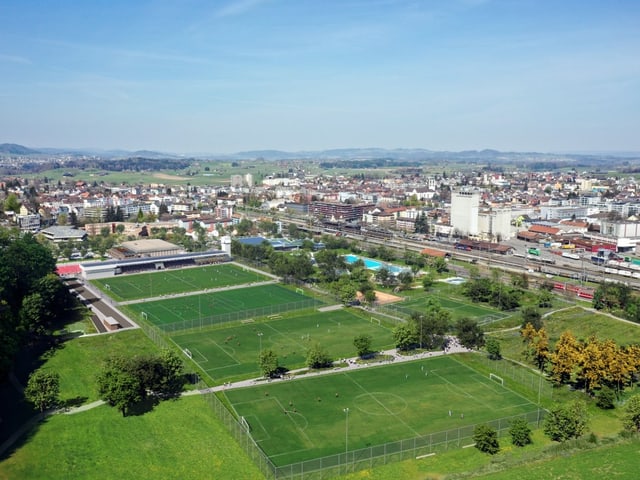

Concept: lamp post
[[343, 407, 349, 461], [257, 332, 263, 354]]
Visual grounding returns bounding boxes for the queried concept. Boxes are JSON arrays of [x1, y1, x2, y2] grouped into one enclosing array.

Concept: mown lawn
[[0, 396, 263, 480], [42, 329, 160, 404], [489, 306, 640, 362]]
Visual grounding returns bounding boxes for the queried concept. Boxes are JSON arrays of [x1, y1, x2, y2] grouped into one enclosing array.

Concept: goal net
[[141, 312, 148, 321], [240, 416, 251, 432], [183, 348, 193, 359], [296, 288, 304, 295], [489, 373, 504, 386]]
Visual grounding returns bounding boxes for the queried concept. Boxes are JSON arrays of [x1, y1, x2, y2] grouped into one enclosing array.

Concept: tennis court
[[91, 263, 267, 301], [225, 354, 539, 465], [171, 309, 395, 382]]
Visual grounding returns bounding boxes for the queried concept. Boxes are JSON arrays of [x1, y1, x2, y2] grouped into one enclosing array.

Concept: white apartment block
[[450, 190, 480, 237]]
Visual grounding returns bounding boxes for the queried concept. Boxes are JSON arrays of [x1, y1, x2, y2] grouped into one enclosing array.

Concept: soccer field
[[171, 309, 395, 382], [392, 293, 509, 323], [125, 284, 323, 330], [91, 263, 267, 301], [224, 355, 539, 466]]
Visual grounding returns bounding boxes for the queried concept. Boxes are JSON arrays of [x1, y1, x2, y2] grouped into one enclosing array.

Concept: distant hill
[[0, 143, 40, 155]]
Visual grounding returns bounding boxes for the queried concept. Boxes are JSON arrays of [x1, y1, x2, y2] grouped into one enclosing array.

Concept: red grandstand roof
[[56, 263, 82, 276]]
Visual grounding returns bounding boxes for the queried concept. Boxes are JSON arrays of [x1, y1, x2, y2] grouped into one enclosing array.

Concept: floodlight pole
[[343, 407, 349, 461]]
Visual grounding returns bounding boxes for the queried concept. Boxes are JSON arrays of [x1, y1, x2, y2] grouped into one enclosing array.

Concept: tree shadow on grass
[[61, 396, 89, 409], [126, 396, 160, 417]]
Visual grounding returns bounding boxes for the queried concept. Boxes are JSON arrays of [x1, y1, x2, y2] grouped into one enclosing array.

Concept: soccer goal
[[104, 284, 111, 291], [141, 312, 148, 321], [295, 288, 304, 295], [240, 416, 251, 432], [183, 348, 193, 360], [370, 317, 381, 325], [489, 373, 504, 386]]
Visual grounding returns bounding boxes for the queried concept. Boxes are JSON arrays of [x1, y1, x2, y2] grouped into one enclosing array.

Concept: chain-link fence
[[198, 388, 545, 480], [474, 355, 553, 402], [272, 409, 545, 479]]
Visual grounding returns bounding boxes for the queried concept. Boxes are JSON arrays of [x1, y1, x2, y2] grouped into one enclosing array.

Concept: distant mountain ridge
[[0, 143, 40, 155], [2, 142, 639, 162]]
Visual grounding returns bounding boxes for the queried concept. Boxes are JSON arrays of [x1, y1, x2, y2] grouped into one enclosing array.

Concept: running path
[[191, 336, 472, 395]]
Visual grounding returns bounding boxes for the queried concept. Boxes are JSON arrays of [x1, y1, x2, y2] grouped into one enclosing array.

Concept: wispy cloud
[[0, 53, 32, 65], [215, 0, 268, 18], [37, 38, 209, 65]]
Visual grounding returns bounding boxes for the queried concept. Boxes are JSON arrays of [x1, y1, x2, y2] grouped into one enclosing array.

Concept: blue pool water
[[443, 277, 466, 285], [343, 254, 407, 274]]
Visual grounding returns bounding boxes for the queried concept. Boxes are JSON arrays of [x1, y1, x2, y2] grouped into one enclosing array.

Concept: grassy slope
[[0, 396, 262, 480], [43, 330, 160, 403], [490, 306, 640, 361]]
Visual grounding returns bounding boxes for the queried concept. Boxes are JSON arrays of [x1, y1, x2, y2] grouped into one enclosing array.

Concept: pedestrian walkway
[[194, 336, 472, 394]]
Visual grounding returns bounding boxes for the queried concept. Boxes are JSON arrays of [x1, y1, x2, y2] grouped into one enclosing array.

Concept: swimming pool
[[343, 254, 408, 275], [442, 277, 467, 285]]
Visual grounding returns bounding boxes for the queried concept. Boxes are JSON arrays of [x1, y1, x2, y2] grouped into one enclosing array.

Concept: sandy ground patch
[[357, 290, 404, 305], [154, 173, 189, 181]]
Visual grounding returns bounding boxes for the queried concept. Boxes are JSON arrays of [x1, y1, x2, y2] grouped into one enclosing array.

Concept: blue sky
[[1, 0, 639, 154]]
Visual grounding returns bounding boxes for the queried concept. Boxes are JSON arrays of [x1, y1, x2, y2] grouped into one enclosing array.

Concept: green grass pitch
[[394, 292, 509, 322], [124, 284, 322, 328], [91, 263, 268, 301], [224, 355, 538, 466], [171, 309, 395, 382]]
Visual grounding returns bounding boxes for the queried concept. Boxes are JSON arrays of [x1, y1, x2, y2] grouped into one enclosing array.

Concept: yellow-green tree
[[549, 330, 581, 385], [522, 324, 549, 371], [579, 336, 607, 393], [532, 327, 550, 371]]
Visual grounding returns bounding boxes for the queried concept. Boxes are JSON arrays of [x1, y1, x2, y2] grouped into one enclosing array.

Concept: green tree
[[393, 323, 417, 351], [455, 318, 485, 350], [412, 301, 450, 350], [258, 349, 279, 378], [538, 289, 553, 308], [374, 267, 391, 287], [363, 288, 377, 305], [414, 212, 428, 234], [306, 343, 332, 369], [473, 424, 500, 454], [3, 192, 21, 213], [521, 307, 543, 331], [397, 271, 414, 290], [622, 394, 640, 433], [421, 274, 434, 291], [596, 386, 616, 410], [157, 349, 185, 396], [353, 334, 373, 358], [431, 257, 449, 273], [24, 370, 60, 412], [485, 338, 502, 360], [543, 400, 589, 442], [508, 417, 532, 447], [97, 361, 143, 417], [315, 249, 346, 283], [332, 276, 357, 305]]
